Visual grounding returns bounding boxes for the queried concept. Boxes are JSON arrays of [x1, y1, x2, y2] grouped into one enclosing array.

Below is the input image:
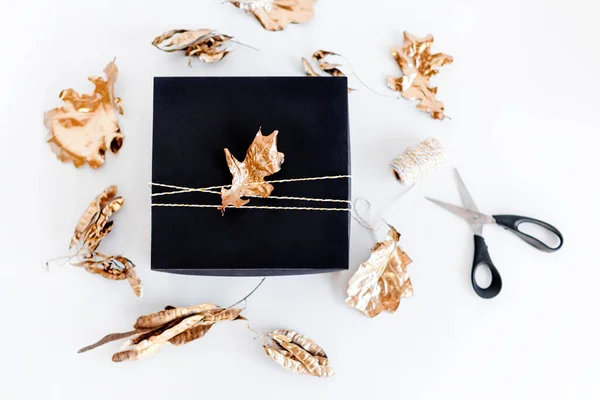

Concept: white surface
[[0, 0, 598, 399]]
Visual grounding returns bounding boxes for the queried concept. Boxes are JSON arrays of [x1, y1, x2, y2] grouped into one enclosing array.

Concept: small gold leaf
[[386, 32, 453, 120], [219, 128, 284, 212], [70, 185, 117, 249], [44, 60, 124, 168], [227, 0, 316, 31], [263, 329, 334, 377], [152, 29, 233, 66], [134, 303, 217, 329], [346, 226, 413, 318], [301, 57, 319, 77]]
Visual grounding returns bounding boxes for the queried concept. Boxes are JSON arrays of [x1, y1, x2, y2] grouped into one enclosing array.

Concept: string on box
[[150, 129, 351, 214], [150, 175, 352, 212]]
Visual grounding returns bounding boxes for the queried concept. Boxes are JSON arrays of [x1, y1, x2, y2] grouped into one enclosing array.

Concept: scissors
[[426, 169, 563, 299]]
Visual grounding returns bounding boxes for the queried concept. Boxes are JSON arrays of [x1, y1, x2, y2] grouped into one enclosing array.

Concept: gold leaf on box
[[262, 329, 334, 377], [226, 0, 316, 31], [386, 32, 453, 120], [220, 128, 285, 213], [346, 226, 413, 317], [44, 60, 124, 168]]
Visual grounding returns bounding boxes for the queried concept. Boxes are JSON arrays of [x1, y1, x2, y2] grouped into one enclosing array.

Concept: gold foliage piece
[[44, 60, 124, 168], [386, 32, 453, 120], [152, 29, 233, 66], [302, 51, 355, 92], [227, 0, 316, 31], [262, 329, 334, 377], [79, 304, 245, 362], [219, 129, 284, 213], [346, 226, 413, 318], [61, 186, 143, 298]]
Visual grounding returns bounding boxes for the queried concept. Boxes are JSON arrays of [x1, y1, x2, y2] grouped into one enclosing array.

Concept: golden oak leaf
[[227, 0, 316, 31], [386, 32, 453, 120], [346, 226, 413, 318], [262, 329, 334, 377], [219, 129, 284, 213], [152, 29, 233, 66], [44, 60, 124, 168]]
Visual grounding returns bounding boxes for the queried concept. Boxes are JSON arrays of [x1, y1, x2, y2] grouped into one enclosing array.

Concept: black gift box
[[151, 77, 350, 276]]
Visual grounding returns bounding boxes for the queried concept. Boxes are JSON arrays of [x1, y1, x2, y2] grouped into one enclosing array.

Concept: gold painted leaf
[[301, 57, 320, 76], [152, 29, 233, 66], [219, 129, 284, 213], [302, 51, 356, 92], [81, 197, 124, 254], [263, 329, 334, 377], [386, 32, 453, 120], [70, 185, 117, 249], [346, 226, 413, 318], [78, 329, 152, 354], [44, 60, 124, 168], [227, 0, 316, 31], [134, 303, 217, 329]]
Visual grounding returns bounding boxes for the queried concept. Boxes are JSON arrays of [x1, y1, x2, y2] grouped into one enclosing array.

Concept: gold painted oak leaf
[[219, 129, 284, 213], [152, 29, 233, 66], [227, 0, 316, 31], [262, 329, 334, 377], [346, 226, 413, 318], [302, 51, 356, 92], [386, 32, 453, 120], [44, 60, 124, 168]]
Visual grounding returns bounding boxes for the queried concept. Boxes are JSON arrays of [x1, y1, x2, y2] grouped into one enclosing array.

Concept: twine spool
[[390, 138, 446, 186]]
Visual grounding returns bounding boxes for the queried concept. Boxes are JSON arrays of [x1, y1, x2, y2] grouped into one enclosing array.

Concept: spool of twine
[[390, 138, 446, 186]]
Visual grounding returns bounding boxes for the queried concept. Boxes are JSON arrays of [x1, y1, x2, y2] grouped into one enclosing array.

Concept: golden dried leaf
[[219, 129, 284, 212], [70, 185, 117, 249], [44, 60, 124, 168], [78, 329, 152, 354], [134, 303, 217, 329], [302, 51, 356, 92], [301, 57, 320, 77], [227, 0, 316, 31], [346, 226, 413, 318], [82, 197, 124, 254], [152, 29, 233, 66], [169, 323, 214, 346], [386, 32, 453, 120], [263, 329, 334, 377]]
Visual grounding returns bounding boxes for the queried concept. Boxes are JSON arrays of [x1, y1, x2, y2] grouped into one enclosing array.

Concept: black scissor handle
[[472, 235, 502, 299], [493, 214, 563, 252]]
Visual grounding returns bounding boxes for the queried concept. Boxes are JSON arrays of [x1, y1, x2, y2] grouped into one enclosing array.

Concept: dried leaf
[[70, 185, 117, 249], [152, 29, 233, 66], [134, 303, 217, 329], [346, 226, 413, 318], [227, 0, 316, 31], [125, 265, 143, 298], [386, 32, 453, 120], [82, 197, 124, 254], [263, 329, 334, 377], [302, 51, 356, 92], [78, 329, 152, 354], [301, 57, 320, 77], [219, 129, 284, 212], [44, 60, 124, 168], [169, 323, 214, 346]]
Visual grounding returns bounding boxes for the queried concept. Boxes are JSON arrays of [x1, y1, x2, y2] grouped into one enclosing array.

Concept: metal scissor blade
[[425, 197, 495, 234], [454, 169, 480, 213]]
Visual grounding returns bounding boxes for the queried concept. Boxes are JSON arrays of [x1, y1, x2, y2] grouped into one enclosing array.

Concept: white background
[[0, 0, 598, 399]]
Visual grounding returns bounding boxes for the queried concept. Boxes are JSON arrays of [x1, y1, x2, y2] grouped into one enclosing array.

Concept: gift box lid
[[151, 76, 350, 276]]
